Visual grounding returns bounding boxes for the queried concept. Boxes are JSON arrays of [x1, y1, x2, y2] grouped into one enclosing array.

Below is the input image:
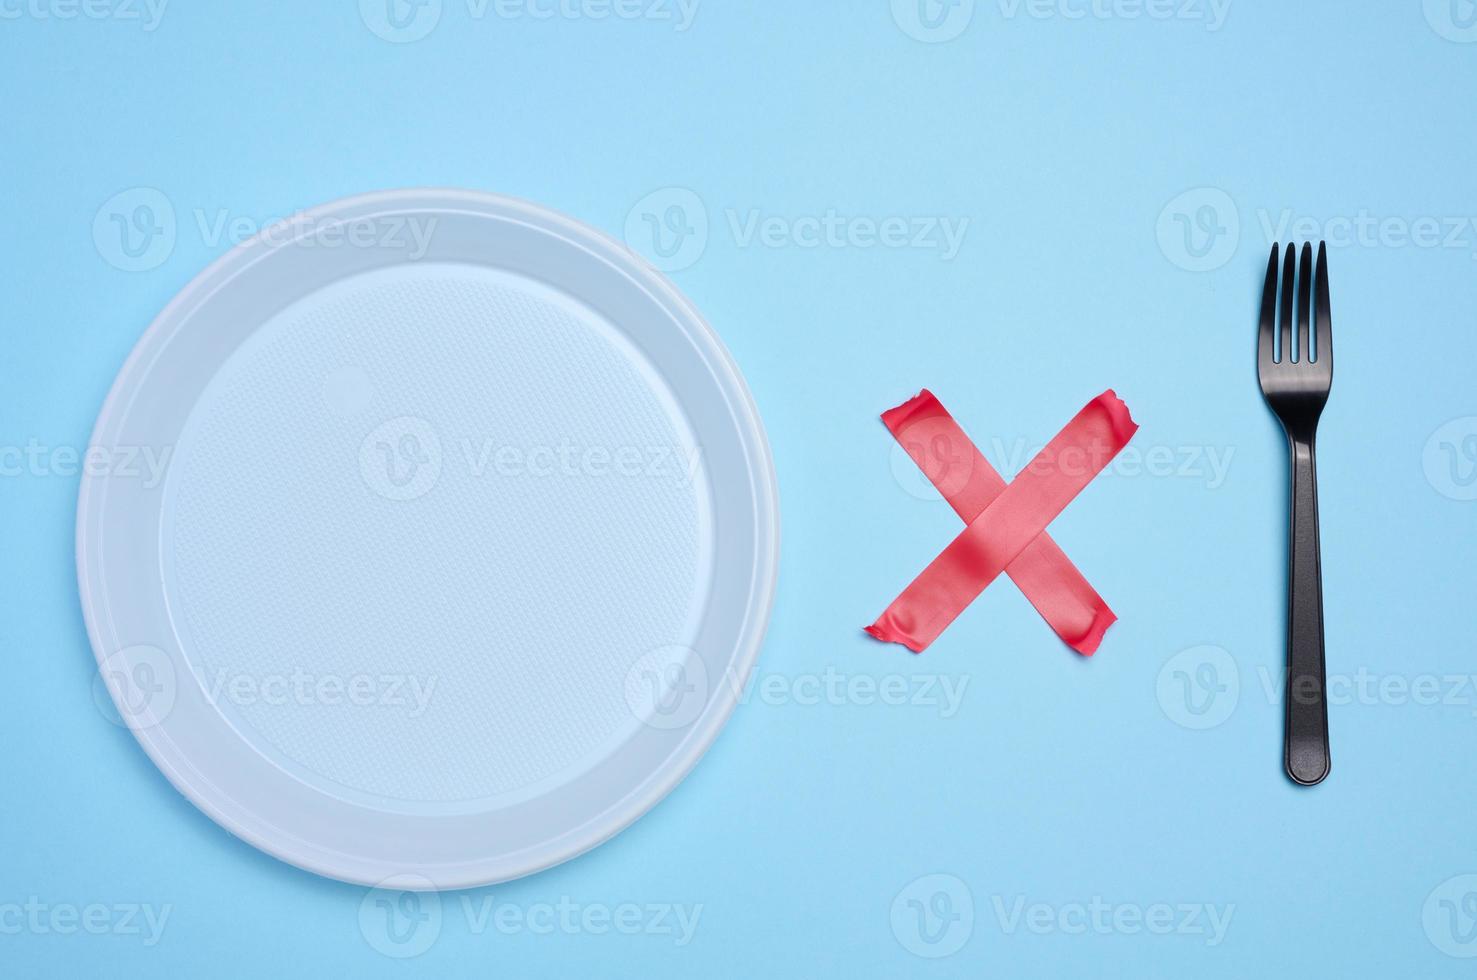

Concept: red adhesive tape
[[867, 390, 1138, 654]]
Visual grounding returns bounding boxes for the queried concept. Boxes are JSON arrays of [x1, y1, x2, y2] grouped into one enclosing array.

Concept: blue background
[[4, 1, 1477, 976]]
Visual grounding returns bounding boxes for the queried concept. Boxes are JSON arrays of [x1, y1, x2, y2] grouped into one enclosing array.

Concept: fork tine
[[1279, 243, 1296, 363], [1296, 242, 1313, 364], [1314, 241, 1331, 366], [1259, 243, 1278, 369]]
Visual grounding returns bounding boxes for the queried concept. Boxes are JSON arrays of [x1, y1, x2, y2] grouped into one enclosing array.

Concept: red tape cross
[[866, 390, 1138, 654]]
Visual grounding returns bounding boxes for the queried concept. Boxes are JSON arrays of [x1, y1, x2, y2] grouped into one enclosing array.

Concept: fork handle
[[1285, 436, 1330, 785]]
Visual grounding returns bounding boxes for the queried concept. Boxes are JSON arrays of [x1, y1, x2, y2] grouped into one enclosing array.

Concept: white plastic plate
[[78, 189, 779, 890]]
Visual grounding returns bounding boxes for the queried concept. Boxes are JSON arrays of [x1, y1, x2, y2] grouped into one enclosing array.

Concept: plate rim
[[76, 187, 781, 890]]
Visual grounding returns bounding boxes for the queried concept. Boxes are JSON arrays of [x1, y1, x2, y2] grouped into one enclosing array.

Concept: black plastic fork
[[1258, 242, 1333, 786]]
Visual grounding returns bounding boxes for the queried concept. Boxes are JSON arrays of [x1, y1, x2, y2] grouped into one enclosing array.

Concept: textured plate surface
[[78, 189, 778, 889]]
